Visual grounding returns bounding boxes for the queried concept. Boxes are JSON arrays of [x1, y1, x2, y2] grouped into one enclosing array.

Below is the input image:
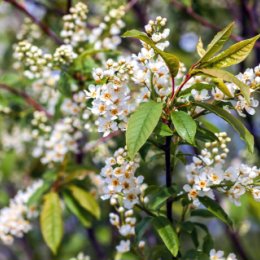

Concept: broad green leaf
[[122, 30, 179, 77], [152, 216, 179, 257], [171, 111, 197, 145], [196, 37, 206, 57], [148, 186, 176, 210], [199, 196, 233, 226], [191, 209, 214, 218], [126, 101, 163, 159], [68, 185, 100, 219], [63, 191, 92, 227], [155, 122, 173, 137], [183, 249, 209, 260], [203, 234, 214, 254], [196, 126, 218, 142], [197, 68, 250, 103], [27, 182, 51, 206], [40, 192, 63, 254], [200, 22, 234, 63], [205, 34, 260, 68], [199, 118, 220, 133], [135, 216, 152, 241], [194, 102, 254, 153]]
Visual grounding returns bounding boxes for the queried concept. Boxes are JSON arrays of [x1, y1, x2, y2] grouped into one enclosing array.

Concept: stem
[[4, 0, 63, 45], [165, 136, 173, 222], [0, 83, 52, 118], [86, 228, 105, 260]]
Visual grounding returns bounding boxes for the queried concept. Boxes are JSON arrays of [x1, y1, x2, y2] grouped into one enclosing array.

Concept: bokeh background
[[0, 0, 259, 259]]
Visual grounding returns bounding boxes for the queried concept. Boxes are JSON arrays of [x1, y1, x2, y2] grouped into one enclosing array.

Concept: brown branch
[[0, 83, 52, 118], [4, 0, 63, 45], [171, 0, 260, 48]]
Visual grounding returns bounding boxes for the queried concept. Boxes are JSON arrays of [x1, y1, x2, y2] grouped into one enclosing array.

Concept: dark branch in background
[[0, 83, 52, 118], [127, 0, 147, 28], [3, 0, 63, 45], [86, 228, 105, 260], [165, 136, 173, 222], [214, 194, 250, 260], [170, 0, 260, 48], [26, 0, 66, 16], [66, 0, 72, 14]]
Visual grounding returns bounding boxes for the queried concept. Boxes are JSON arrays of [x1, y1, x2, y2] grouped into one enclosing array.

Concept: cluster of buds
[[144, 16, 170, 50], [17, 17, 41, 42], [61, 2, 88, 47], [53, 45, 78, 66], [13, 41, 52, 79], [0, 180, 43, 245], [31, 111, 50, 133], [88, 6, 125, 50]]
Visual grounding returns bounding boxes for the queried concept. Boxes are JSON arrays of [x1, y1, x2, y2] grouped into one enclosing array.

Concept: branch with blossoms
[[1, 1, 260, 260]]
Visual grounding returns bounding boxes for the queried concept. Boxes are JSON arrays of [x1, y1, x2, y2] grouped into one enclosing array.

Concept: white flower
[[191, 89, 210, 101], [116, 240, 130, 253], [209, 249, 225, 260]]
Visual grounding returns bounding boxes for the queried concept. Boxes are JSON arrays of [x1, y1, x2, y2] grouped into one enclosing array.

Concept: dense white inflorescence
[[0, 180, 43, 245], [183, 132, 260, 206]]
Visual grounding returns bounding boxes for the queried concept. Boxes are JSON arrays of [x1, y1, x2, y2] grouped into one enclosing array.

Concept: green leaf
[[155, 122, 173, 137], [196, 126, 218, 142], [199, 196, 233, 226], [27, 182, 51, 206], [196, 37, 206, 57], [197, 68, 250, 104], [171, 111, 197, 145], [152, 216, 179, 257], [122, 29, 179, 77], [191, 209, 214, 218], [63, 191, 92, 227], [68, 185, 100, 219], [135, 216, 152, 241], [200, 22, 235, 63], [126, 101, 163, 159], [194, 102, 254, 153], [205, 34, 260, 68], [40, 192, 63, 254], [183, 249, 209, 260], [148, 186, 176, 210]]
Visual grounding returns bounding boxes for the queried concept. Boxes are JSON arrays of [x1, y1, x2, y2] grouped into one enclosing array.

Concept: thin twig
[[0, 83, 52, 118], [171, 0, 260, 48], [4, 0, 63, 45]]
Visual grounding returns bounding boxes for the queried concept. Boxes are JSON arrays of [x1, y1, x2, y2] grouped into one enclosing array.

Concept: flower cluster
[[61, 2, 88, 47], [17, 17, 41, 42], [232, 65, 260, 117], [100, 147, 144, 208], [13, 41, 52, 79], [210, 249, 237, 260], [32, 117, 82, 165], [88, 6, 125, 50], [183, 132, 260, 206], [0, 180, 43, 245], [53, 45, 78, 66], [86, 58, 135, 136]]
